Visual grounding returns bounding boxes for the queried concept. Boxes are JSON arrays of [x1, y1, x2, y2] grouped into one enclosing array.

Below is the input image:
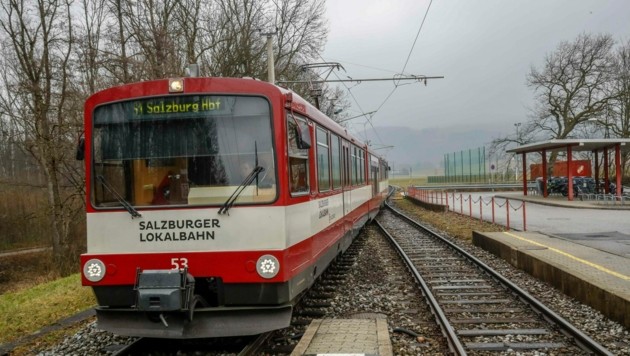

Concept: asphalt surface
[[444, 191, 630, 235]]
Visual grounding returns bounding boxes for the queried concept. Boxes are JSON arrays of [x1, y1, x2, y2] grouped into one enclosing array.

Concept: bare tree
[[99, 0, 135, 83], [527, 33, 616, 140], [207, 0, 267, 77], [0, 0, 83, 273], [122, 0, 185, 79], [76, 0, 109, 94], [492, 33, 617, 171], [609, 39, 630, 177], [273, 0, 327, 79], [610, 39, 630, 139], [173, 0, 211, 67]]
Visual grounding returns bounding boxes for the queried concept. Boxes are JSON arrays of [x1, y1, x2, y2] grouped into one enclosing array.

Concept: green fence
[[429, 147, 487, 183]]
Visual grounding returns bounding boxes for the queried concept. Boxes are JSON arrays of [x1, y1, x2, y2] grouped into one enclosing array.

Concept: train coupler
[[133, 268, 195, 321]]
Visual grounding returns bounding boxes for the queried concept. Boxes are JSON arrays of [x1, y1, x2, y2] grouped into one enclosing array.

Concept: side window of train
[[342, 142, 350, 187], [316, 127, 331, 192], [287, 113, 310, 195], [359, 148, 365, 184], [331, 134, 341, 189], [351, 146, 359, 185]]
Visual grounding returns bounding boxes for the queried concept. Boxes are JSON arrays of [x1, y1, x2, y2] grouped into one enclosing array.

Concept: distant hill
[[356, 124, 508, 175]]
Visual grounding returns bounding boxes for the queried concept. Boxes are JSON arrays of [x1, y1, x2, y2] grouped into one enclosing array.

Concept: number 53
[[171, 257, 189, 269]]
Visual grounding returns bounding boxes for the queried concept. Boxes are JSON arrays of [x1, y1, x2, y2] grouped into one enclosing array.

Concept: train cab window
[[316, 127, 331, 192], [91, 95, 276, 208], [331, 134, 341, 189], [287, 113, 310, 195]]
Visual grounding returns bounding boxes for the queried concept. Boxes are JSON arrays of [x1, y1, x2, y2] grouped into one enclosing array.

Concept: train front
[[80, 78, 291, 338]]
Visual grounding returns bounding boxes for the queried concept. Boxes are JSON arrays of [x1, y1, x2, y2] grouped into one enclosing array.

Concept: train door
[[370, 155, 379, 197]]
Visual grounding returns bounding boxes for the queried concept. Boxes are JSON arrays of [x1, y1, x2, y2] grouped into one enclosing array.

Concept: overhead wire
[[317, 53, 383, 144], [371, 0, 433, 114], [357, 0, 434, 144], [401, 0, 433, 75], [315, 0, 434, 148]]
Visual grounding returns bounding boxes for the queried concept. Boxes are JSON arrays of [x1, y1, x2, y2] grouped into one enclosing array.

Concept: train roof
[[86, 76, 386, 162]]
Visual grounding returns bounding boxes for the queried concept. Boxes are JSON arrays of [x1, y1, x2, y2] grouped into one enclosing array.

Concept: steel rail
[[384, 201, 614, 356], [238, 332, 273, 356], [374, 218, 466, 355]]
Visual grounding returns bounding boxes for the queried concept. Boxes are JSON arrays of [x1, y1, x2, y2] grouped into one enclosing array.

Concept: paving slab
[[290, 318, 392, 356]]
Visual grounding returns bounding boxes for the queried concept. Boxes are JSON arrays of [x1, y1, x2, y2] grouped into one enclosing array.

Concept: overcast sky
[[321, 0, 630, 143]]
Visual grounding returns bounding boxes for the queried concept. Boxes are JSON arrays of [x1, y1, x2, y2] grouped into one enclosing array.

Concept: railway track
[[377, 202, 613, 355]]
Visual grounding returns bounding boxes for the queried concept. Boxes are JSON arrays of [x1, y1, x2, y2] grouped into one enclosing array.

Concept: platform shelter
[[507, 139, 630, 201]]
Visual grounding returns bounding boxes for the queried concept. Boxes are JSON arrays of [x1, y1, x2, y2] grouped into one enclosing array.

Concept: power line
[[277, 75, 442, 84], [313, 54, 385, 145], [366, 0, 434, 130], [401, 0, 433, 74]]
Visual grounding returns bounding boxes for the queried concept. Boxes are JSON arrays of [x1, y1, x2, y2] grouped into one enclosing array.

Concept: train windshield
[[91, 95, 276, 208]]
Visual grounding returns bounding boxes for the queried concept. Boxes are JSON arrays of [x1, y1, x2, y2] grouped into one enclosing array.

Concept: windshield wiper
[[96, 175, 142, 218], [218, 166, 264, 215]]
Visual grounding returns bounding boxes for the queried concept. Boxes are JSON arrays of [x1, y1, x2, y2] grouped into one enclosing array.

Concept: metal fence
[[429, 147, 487, 183]]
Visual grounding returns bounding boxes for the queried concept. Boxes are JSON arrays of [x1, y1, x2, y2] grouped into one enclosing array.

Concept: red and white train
[[79, 76, 389, 338]]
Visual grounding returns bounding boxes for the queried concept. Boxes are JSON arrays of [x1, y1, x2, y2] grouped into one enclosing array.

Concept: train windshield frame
[[91, 94, 277, 209]]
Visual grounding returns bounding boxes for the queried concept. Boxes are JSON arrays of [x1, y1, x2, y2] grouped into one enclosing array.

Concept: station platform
[[472, 230, 630, 329], [290, 318, 393, 356]]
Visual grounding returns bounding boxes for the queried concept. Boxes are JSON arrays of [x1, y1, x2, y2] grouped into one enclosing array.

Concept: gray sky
[[321, 0, 630, 143]]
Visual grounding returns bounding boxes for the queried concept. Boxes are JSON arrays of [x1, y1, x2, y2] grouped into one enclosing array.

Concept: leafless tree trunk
[[77, 0, 108, 94]]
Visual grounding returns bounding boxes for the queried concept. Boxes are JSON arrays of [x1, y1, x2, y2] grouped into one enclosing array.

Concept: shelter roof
[[506, 139, 630, 154]]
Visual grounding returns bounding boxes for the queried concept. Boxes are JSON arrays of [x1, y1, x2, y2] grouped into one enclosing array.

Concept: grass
[[0, 273, 95, 345], [389, 176, 428, 188], [393, 198, 506, 242]]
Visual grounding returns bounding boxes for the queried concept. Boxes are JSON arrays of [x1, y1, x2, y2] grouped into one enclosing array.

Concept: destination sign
[[93, 95, 268, 125], [131, 96, 231, 119]]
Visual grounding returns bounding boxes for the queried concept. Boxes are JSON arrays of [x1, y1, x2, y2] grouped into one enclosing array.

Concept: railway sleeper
[[458, 328, 549, 336], [466, 341, 566, 351]]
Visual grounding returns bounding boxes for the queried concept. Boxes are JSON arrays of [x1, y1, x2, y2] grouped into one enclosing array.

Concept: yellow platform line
[[504, 231, 630, 281]]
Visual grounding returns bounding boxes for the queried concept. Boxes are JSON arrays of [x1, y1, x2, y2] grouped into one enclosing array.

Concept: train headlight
[[83, 259, 106, 282], [256, 255, 280, 279], [169, 78, 184, 93]]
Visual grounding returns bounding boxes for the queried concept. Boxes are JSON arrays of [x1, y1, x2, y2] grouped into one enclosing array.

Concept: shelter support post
[[615, 144, 622, 197], [567, 145, 574, 201], [542, 150, 548, 197], [604, 149, 610, 194], [593, 150, 600, 194], [521, 152, 527, 195]]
